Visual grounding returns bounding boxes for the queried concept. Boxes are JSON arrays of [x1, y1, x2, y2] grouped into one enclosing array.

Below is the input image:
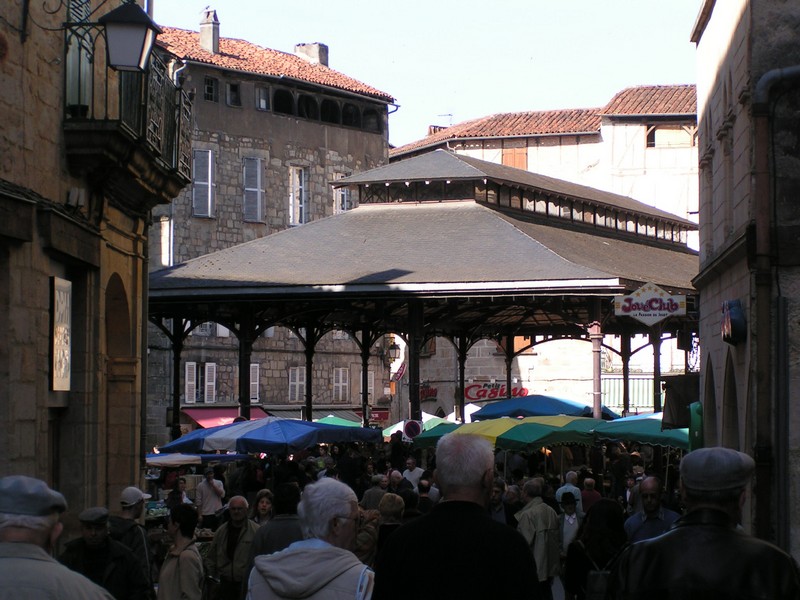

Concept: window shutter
[[250, 363, 260, 401], [243, 158, 261, 222], [185, 362, 197, 403], [217, 324, 229, 337], [192, 150, 214, 216], [204, 362, 216, 403]]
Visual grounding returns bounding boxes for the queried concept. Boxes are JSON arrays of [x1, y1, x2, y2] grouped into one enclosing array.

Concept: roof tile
[[601, 84, 696, 116], [391, 84, 696, 156], [156, 27, 394, 103]]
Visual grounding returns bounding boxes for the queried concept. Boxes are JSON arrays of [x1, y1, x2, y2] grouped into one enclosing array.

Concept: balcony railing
[[64, 23, 191, 207]]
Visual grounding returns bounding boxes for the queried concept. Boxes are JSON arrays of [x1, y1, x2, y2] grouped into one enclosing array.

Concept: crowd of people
[[1, 433, 799, 599]]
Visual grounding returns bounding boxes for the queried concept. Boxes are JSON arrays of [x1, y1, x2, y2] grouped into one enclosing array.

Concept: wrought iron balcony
[[63, 26, 192, 214]]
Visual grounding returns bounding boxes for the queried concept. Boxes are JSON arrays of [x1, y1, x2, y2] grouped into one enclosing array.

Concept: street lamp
[[98, 2, 162, 72], [387, 341, 402, 361]]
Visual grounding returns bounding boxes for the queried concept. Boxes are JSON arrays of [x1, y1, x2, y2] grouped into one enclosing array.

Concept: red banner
[[464, 383, 528, 401]]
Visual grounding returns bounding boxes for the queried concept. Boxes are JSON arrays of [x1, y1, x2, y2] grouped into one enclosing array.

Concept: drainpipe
[[751, 65, 800, 545]]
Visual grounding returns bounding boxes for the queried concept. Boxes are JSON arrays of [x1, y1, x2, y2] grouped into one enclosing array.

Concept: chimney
[[295, 43, 329, 67], [199, 8, 219, 54]]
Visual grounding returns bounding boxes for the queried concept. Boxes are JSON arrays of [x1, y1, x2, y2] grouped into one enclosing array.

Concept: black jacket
[[59, 537, 151, 600], [611, 508, 800, 600]]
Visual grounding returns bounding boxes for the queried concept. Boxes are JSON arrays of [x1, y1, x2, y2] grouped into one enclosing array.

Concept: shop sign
[[465, 383, 528, 401], [614, 282, 686, 326], [420, 382, 437, 401]]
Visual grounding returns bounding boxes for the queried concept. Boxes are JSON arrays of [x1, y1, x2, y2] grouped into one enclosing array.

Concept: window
[[334, 173, 352, 214], [243, 157, 263, 222], [359, 370, 375, 400], [646, 124, 697, 148], [192, 150, 215, 217], [289, 166, 308, 225], [255, 86, 270, 111], [65, 0, 92, 118], [204, 76, 219, 102], [191, 322, 213, 337], [289, 366, 306, 402], [250, 363, 260, 402], [331, 329, 349, 340], [185, 362, 216, 403], [502, 146, 527, 170], [333, 367, 349, 402], [226, 82, 242, 107]]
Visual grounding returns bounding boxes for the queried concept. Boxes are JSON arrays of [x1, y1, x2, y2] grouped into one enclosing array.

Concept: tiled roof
[[391, 108, 601, 156], [156, 27, 394, 103], [390, 84, 697, 157], [601, 84, 696, 116]]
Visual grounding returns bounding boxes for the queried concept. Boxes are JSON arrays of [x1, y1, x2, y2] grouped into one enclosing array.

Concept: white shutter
[[250, 363, 260, 401], [217, 324, 229, 337], [185, 362, 197, 403], [192, 150, 214, 216], [360, 370, 375, 398], [204, 362, 216, 403], [243, 158, 262, 222]]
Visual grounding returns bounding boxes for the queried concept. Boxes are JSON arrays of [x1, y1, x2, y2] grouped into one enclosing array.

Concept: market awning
[[264, 408, 362, 422], [182, 406, 269, 428]]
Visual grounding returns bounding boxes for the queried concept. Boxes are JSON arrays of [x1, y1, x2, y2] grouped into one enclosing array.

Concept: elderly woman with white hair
[[247, 478, 373, 600]]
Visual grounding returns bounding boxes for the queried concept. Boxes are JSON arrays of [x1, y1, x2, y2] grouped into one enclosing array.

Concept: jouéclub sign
[[614, 283, 686, 326]]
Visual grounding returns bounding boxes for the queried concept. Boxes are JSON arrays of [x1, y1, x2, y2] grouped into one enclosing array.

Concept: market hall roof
[[149, 150, 698, 339], [156, 27, 395, 103], [339, 149, 695, 227]]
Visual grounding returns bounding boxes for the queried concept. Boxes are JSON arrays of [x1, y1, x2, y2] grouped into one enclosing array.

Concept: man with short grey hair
[[0, 475, 114, 599], [206, 495, 259, 600], [248, 477, 373, 599], [374, 433, 540, 599], [612, 447, 800, 599]]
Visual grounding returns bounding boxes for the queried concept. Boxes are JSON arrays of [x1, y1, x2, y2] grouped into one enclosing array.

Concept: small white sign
[[614, 282, 686, 326]]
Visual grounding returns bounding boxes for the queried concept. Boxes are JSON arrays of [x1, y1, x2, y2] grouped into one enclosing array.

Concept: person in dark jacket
[[611, 447, 800, 599], [60, 507, 152, 600], [109, 486, 154, 598]]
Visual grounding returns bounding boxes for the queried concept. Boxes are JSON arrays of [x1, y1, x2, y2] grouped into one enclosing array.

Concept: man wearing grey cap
[[59, 506, 152, 600], [611, 447, 800, 599], [109, 486, 154, 599], [0, 475, 114, 599]]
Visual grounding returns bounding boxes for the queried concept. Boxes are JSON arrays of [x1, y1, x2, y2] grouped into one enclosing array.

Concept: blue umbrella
[[159, 417, 381, 454], [471, 394, 619, 421]]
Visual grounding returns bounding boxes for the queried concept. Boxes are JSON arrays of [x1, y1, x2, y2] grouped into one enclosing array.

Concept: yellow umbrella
[[450, 418, 523, 445], [515, 415, 601, 428]]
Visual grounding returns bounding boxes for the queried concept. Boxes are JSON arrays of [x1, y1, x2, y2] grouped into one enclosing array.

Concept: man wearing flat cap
[[59, 506, 152, 600], [0, 475, 114, 599], [611, 447, 800, 599]]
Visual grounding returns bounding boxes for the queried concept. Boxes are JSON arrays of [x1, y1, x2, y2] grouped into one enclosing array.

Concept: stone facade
[[146, 24, 392, 448], [693, 0, 800, 554], [0, 0, 187, 535]]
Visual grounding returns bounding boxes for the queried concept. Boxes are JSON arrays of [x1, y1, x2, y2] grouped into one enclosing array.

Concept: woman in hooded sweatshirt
[[247, 478, 373, 600]]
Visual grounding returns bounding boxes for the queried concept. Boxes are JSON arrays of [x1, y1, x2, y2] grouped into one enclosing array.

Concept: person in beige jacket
[[158, 504, 204, 600], [516, 477, 561, 600]]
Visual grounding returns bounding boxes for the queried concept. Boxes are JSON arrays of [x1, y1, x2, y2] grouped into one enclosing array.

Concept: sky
[[151, 1, 700, 148]]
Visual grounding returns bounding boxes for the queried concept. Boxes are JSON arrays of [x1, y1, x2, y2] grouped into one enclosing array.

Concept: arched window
[[297, 94, 319, 120], [362, 109, 382, 133], [321, 99, 340, 124], [273, 89, 295, 115], [342, 103, 360, 127]]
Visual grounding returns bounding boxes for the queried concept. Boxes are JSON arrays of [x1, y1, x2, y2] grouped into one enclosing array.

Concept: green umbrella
[[592, 412, 689, 450], [315, 415, 362, 427], [412, 422, 460, 449], [495, 421, 597, 451]]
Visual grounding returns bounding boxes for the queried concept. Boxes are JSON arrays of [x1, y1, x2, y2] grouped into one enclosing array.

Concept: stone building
[[692, 0, 800, 554], [146, 10, 395, 447], [0, 0, 189, 522], [390, 87, 700, 417]]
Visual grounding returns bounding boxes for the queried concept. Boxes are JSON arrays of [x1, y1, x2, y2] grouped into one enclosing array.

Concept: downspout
[[751, 65, 800, 545]]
